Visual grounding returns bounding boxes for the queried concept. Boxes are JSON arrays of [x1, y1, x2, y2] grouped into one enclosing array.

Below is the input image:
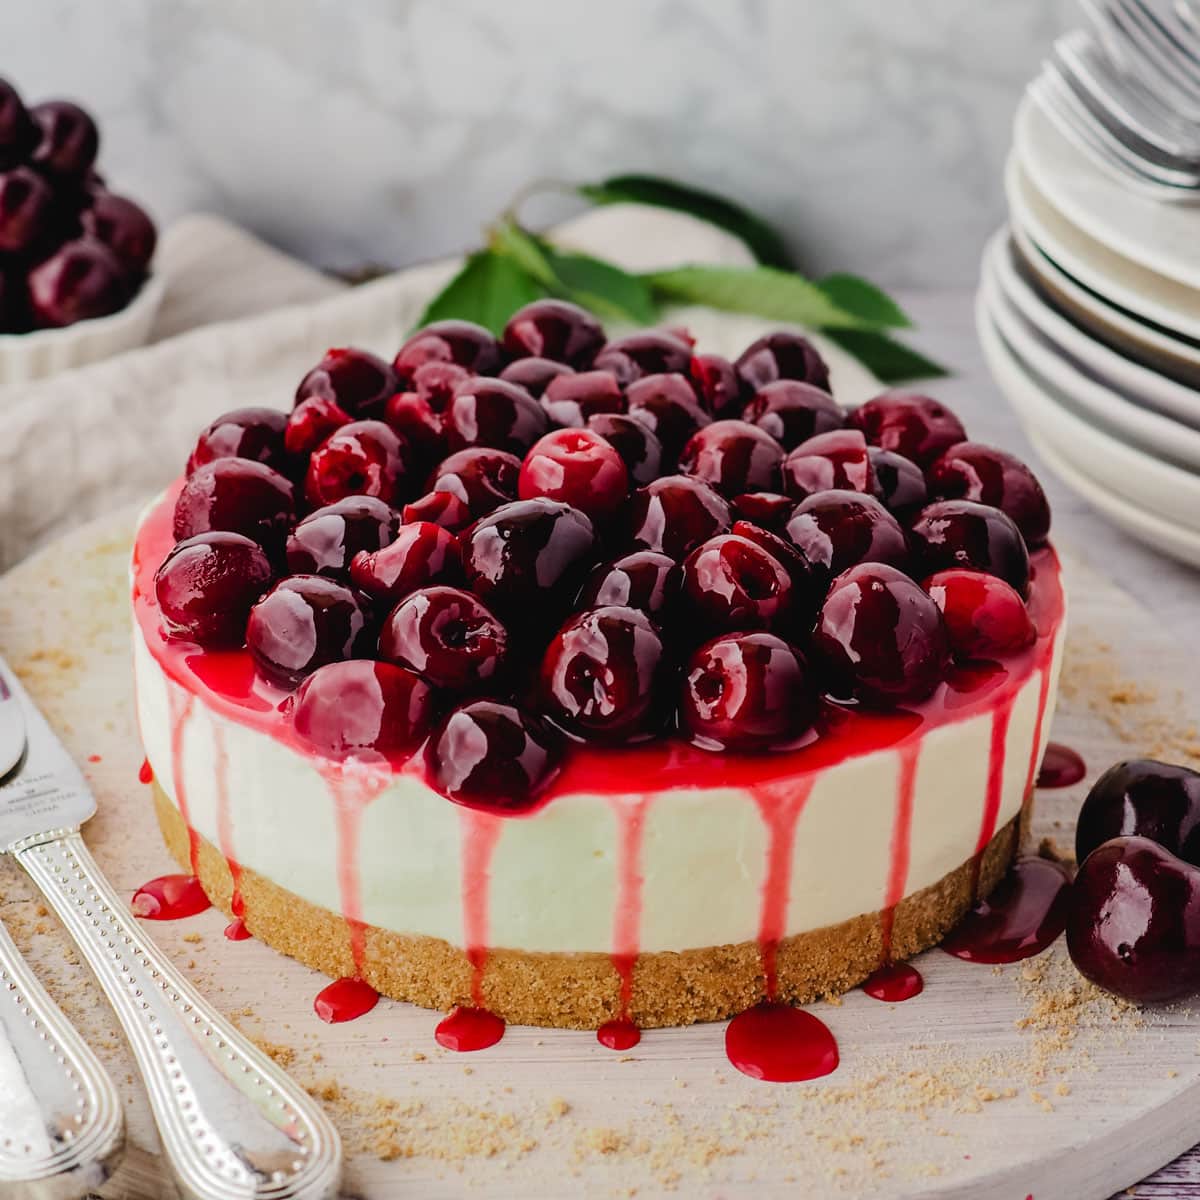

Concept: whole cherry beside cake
[[132, 299, 1066, 1060]]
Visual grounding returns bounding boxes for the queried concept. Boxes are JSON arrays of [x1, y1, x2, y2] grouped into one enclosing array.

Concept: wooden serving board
[[1, 510, 1200, 1200]]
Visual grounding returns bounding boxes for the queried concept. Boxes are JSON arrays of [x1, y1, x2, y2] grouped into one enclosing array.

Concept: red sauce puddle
[[725, 1004, 840, 1082], [224, 917, 251, 941], [1036, 742, 1086, 789], [597, 1018, 641, 1051], [314, 977, 380, 1024], [87, 754, 102, 764], [132, 874, 211, 920], [862, 960, 924, 1002], [138, 758, 154, 785], [435, 1005, 506, 1052]]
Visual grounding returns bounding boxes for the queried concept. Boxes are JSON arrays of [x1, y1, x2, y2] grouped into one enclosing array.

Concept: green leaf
[[818, 274, 912, 329], [823, 329, 948, 384], [578, 174, 792, 268], [539, 243, 659, 325], [489, 220, 556, 287], [414, 250, 548, 335]]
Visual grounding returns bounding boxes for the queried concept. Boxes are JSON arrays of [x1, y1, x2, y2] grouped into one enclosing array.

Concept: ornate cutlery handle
[[0, 912, 123, 1197], [16, 830, 343, 1200]]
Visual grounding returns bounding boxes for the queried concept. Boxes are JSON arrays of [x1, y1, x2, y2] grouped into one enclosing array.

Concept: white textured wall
[[3, 0, 1075, 285]]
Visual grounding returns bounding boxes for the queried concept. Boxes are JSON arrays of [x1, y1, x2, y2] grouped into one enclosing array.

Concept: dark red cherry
[[782, 429, 874, 500], [292, 660, 434, 761], [868, 447, 927, 516], [540, 606, 669, 743], [286, 495, 399, 577], [443, 376, 548, 456], [730, 492, 794, 532], [295, 348, 399, 421], [682, 533, 793, 633], [427, 447, 521, 515], [402, 489, 473, 532], [813, 563, 951, 706], [518, 428, 629, 519], [678, 419, 784, 498], [187, 407, 289, 477], [425, 699, 563, 812], [680, 632, 817, 752], [349, 520, 460, 606], [586, 413, 664, 487], [502, 299, 605, 367], [499, 356, 574, 398], [627, 475, 732, 561], [0, 167, 53, 255], [928, 441, 1051, 547], [730, 520, 822, 615], [540, 369, 624, 428], [0, 81, 34, 167], [1067, 836, 1200, 1004], [246, 575, 372, 686], [847, 392, 967, 467], [923, 569, 1033, 661], [625, 373, 710, 460], [285, 396, 351, 458], [783, 490, 908, 588], [79, 192, 156, 275], [689, 353, 740, 416], [380, 586, 506, 690], [393, 320, 502, 381], [734, 332, 830, 397], [27, 240, 129, 327], [155, 532, 273, 647], [29, 101, 98, 177], [593, 330, 692, 386], [742, 380, 844, 450], [909, 500, 1030, 598], [0, 268, 27, 332], [305, 420, 407, 509], [382, 390, 445, 464], [461, 498, 597, 619], [577, 551, 681, 619], [173, 459, 295, 551], [408, 360, 470, 411], [1076, 760, 1200, 868]]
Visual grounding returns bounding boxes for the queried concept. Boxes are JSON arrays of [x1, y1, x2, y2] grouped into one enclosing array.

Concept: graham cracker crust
[[152, 783, 1020, 1030]]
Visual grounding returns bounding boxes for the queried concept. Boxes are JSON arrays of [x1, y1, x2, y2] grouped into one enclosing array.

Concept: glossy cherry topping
[[305, 420, 407, 509], [155, 532, 273, 647], [626, 474, 732, 561], [681, 534, 793, 633], [923, 569, 1033, 661], [393, 319, 502, 381], [518, 428, 629, 520], [499, 355, 574, 398], [909, 499, 1031, 598], [187, 407, 290, 478], [173, 458, 295, 552], [782, 429, 874, 500], [783, 490, 908, 588], [577, 551, 681, 620], [383, 391, 446, 464], [928, 441, 1051, 546], [730, 492, 795, 533], [847, 391, 966, 467], [79, 191, 157, 275], [680, 632, 817, 752], [540, 605, 669, 743], [742, 380, 844, 449], [868, 447, 927, 516], [689, 352, 740, 416], [295, 348, 399, 421], [730, 521, 822, 616], [0, 166, 53, 255], [734, 332, 831, 397], [425, 699, 563, 811], [593, 330, 692, 386], [586, 413, 664, 487], [27, 239, 129, 327], [285, 496, 399, 578], [246, 575, 372, 686], [350, 520, 461, 607], [402, 489, 474, 532], [678, 420, 784, 497], [428, 447, 521, 516], [502, 298, 605, 367], [443, 376, 548, 456], [813, 563, 950, 705], [540, 369, 625, 428], [625, 372, 711, 459], [286, 396, 352, 458], [408, 360, 471, 410], [29, 100, 97, 177], [380, 586, 507, 691], [0, 81, 34, 168]]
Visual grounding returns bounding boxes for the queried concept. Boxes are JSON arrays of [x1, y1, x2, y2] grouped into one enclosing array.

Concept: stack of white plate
[[979, 91, 1200, 567]]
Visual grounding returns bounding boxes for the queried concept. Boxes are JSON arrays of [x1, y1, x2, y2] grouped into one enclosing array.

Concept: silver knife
[[0, 654, 343, 1200]]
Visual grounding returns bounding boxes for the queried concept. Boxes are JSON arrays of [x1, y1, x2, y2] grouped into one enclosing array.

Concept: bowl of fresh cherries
[[0, 77, 161, 384]]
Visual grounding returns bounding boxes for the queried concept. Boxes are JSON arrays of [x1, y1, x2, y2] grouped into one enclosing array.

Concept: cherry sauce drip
[[131, 874, 211, 920]]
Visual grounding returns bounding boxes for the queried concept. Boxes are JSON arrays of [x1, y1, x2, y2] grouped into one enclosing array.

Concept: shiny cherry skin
[[734, 332, 830, 397], [285, 396, 351, 458], [380, 585, 507, 691], [678, 419, 784, 497], [540, 369, 625, 428], [187, 407, 289, 477], [425, 699, 563, 812], [868, 447, 927, 516], [742, 380, 844, 450], [593, 330, 692, 386], [443, 376, 548, 456], [460, 497, 597, 619], [922, 569, 1033, 661], [79, 191, 157, 275], [1066, 836, 1200, 1004], [402, 489, 474, 532], [518, 428, 629, 520], [427, 446, 521, 516], [586, 413, 664, 487], [393, 319, 502, 381], [382, 390, 445, 465], [689, 352, 740, 416], [730, 492, 795, 533], [27, 239, 129, 327], [305, 420, 407, 508], [782, 429, 874, 500], [502, 298, 605, 367], [577, 551, 681, 620], [539, 605, 669, 743], [680, 632, 817, 752], [407, 360, 470, 411], [625, 373, 711, 460], [173, 458, 295, 552], [1076, 760, 1200, 868], [626, 474, 732, 561], [292, 659, 434, 761], [909, 499, 1030, 598], [847, 391, 967, 467], [730, 520, 822, 614], [246, 575, 373, 687], [499, 356, 574, 398], [295, 347, 399, 421], [682, 533, 793, 633], [0, 167, 53, 255], [285, 495, 399, 577], [349, 520, 461, 606], [813, 562, 951, 706], [0, 80, 34, 167], [155, 531, 273, 647], [783, 490, 908, 589], [927, 441, 1051, 546], [29, 101, 98, 177]]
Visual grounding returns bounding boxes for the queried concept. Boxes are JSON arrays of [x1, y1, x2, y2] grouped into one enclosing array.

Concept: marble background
[[4, 0, 1077, 286]]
